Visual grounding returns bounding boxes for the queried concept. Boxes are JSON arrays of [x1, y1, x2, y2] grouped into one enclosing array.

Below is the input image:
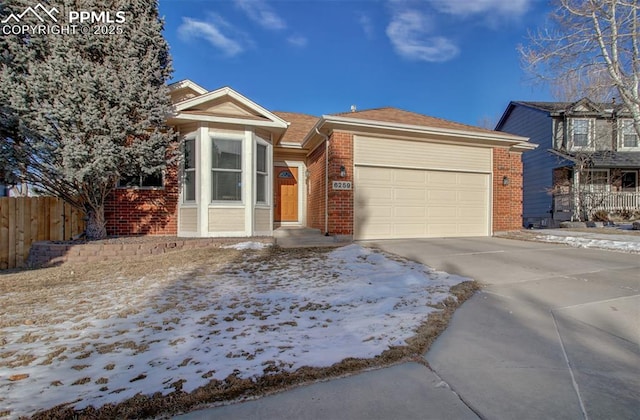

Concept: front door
[[275, 166, 298, 222]]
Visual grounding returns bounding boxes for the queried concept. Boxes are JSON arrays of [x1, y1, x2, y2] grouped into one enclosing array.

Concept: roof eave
[[168, 113, 289, 130], [303, 114, 531, 149]]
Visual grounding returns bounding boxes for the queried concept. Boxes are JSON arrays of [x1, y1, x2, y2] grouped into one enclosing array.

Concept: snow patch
[[1, 244, 469, 417], [535, 235, 640, 253], [223, 241, 270, 250]]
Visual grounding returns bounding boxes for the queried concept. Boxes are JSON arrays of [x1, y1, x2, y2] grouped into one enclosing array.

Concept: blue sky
[[159, 0, 554, 128]]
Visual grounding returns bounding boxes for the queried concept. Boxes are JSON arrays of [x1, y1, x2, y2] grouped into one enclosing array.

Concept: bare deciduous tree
[[521, 0, 640, 136]]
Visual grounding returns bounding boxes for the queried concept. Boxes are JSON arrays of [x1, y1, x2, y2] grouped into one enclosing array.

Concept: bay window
[[212, 137, 242, 201]]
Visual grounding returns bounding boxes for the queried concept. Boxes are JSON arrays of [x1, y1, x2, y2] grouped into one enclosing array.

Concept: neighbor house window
[[212, 137, 242, 201], [256, 143, 268, 204], [621, 120, 638, 148], [621, 171, 638, 192], [585, 169, 609, 192], [571, 119, 591, 148], [118, 171, 163, 188], [183, 137, 196, 202]]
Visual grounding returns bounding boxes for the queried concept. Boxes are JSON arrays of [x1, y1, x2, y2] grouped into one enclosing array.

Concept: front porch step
[[273, 227, 323, 238], [273, 227, 346, 248]]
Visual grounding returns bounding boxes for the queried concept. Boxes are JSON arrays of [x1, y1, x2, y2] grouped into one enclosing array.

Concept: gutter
[[315, 127, 330, 235]]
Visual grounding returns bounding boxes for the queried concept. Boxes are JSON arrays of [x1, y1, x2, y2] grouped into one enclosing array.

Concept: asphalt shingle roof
[[273, 111, 319, 144], [332, 107, 497, 135], [557, 151, 640, 167]]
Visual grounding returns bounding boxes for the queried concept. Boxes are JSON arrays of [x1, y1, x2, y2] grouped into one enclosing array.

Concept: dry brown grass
[[1, 245, 479, 419]]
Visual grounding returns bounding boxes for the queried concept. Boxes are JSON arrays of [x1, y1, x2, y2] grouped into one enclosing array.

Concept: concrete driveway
[[177, 237, 639, 419], [374, 237, 640, 419]]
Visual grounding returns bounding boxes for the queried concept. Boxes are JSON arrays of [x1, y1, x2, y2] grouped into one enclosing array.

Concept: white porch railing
[[554, 192, 640, 217]]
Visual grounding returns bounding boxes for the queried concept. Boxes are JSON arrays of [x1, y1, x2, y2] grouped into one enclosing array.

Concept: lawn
[[0, 243, 477, 419]]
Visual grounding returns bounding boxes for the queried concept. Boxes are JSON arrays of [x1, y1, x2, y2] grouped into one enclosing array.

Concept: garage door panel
[[357, 168, 392, 183], [395, 188, 426, 201], [355, 166, 489, 240], [394, 170, 426, 183], [394, 224, 427, 236], [459, 190, 487, 203], [363, 186, 394, 200], [358, 223, 392, 236], [427, 224, 459, 235], [365, 206, 393, 217], [458, 172, 488, 186], [394, 206, 426, 218], [428, 171, 458, 185], [428, 190, 458, 202]]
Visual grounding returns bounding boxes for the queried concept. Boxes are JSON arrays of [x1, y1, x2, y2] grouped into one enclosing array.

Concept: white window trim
[[618, 119, 640, 150], [182, 134, 197, 203], [255, 140, 270, 206], [210, 134, 244, 204], [569, 118, 594, 151]]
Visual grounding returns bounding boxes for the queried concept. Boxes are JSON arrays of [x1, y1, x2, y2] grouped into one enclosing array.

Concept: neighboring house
[[496, 98, 640, 227], [105, 80, 534, 240]]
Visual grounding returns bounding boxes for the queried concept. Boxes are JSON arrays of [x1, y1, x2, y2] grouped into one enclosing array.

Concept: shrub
[[591, 210, 610, 222]]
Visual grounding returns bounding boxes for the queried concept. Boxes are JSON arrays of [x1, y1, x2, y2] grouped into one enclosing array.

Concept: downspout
[[315, 128, 330, 235]]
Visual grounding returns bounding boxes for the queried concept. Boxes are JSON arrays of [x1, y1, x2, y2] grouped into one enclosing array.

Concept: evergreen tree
[[0, 0, 176, 238]]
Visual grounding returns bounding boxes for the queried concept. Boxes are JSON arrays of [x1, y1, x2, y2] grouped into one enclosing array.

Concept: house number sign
[[332, 181, 352, 190]]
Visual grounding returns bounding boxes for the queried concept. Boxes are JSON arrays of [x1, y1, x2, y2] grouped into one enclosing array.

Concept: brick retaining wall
[[27, 237, 274, 268]]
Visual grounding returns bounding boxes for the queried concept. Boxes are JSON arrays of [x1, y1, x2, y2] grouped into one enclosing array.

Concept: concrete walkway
[[273, 227, 346, 248], [176, 237, 639, 419]]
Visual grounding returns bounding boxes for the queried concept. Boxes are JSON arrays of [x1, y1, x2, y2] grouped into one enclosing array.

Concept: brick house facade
[[107, 80, 534, 240]]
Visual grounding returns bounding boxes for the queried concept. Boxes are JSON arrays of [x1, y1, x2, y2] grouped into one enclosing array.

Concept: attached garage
[[353, 135, 492, 240]]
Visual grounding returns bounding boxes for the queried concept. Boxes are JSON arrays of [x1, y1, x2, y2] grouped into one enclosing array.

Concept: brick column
[[327, 132, 354, 235], [492, 148, 524, 232]]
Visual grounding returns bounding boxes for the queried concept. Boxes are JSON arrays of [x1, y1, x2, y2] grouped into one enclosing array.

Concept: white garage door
[[354, 166, 490, 240]]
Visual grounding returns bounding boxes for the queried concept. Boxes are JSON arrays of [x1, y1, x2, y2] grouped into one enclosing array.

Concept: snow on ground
[[222, 241, 270, 250], [0, 244, 468, 418], [535, 235, 640, 253]]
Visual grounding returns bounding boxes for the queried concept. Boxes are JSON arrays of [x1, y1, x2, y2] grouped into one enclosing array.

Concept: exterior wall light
[[340, 165, 346, 178], [502, 176, 510, 186]]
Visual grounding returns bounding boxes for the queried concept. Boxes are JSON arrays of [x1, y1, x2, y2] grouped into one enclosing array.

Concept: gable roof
[[169, 79, 208, 96], [496, 98, 628, 130], [170, 86, 289, 131]]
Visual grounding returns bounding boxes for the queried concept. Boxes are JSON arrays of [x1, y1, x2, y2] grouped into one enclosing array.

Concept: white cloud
[[177, 15, 247, 57], [358, 12, 375, 39], [386, 10, 459, 63], [428, 0, 532, 18], [287, 34, 308, 47], [235, 0, 287, 30]]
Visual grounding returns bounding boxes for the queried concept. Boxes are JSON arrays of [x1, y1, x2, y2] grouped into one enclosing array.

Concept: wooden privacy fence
[[0, 197, 85, 269]]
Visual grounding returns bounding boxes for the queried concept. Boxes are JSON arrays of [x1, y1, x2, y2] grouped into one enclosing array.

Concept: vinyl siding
[[208, 208, 245, 232], [179, 207, 197, 232], [354, 136, 492, 173], [254, 207, 271, 233], [497, 105, 554, 224]]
